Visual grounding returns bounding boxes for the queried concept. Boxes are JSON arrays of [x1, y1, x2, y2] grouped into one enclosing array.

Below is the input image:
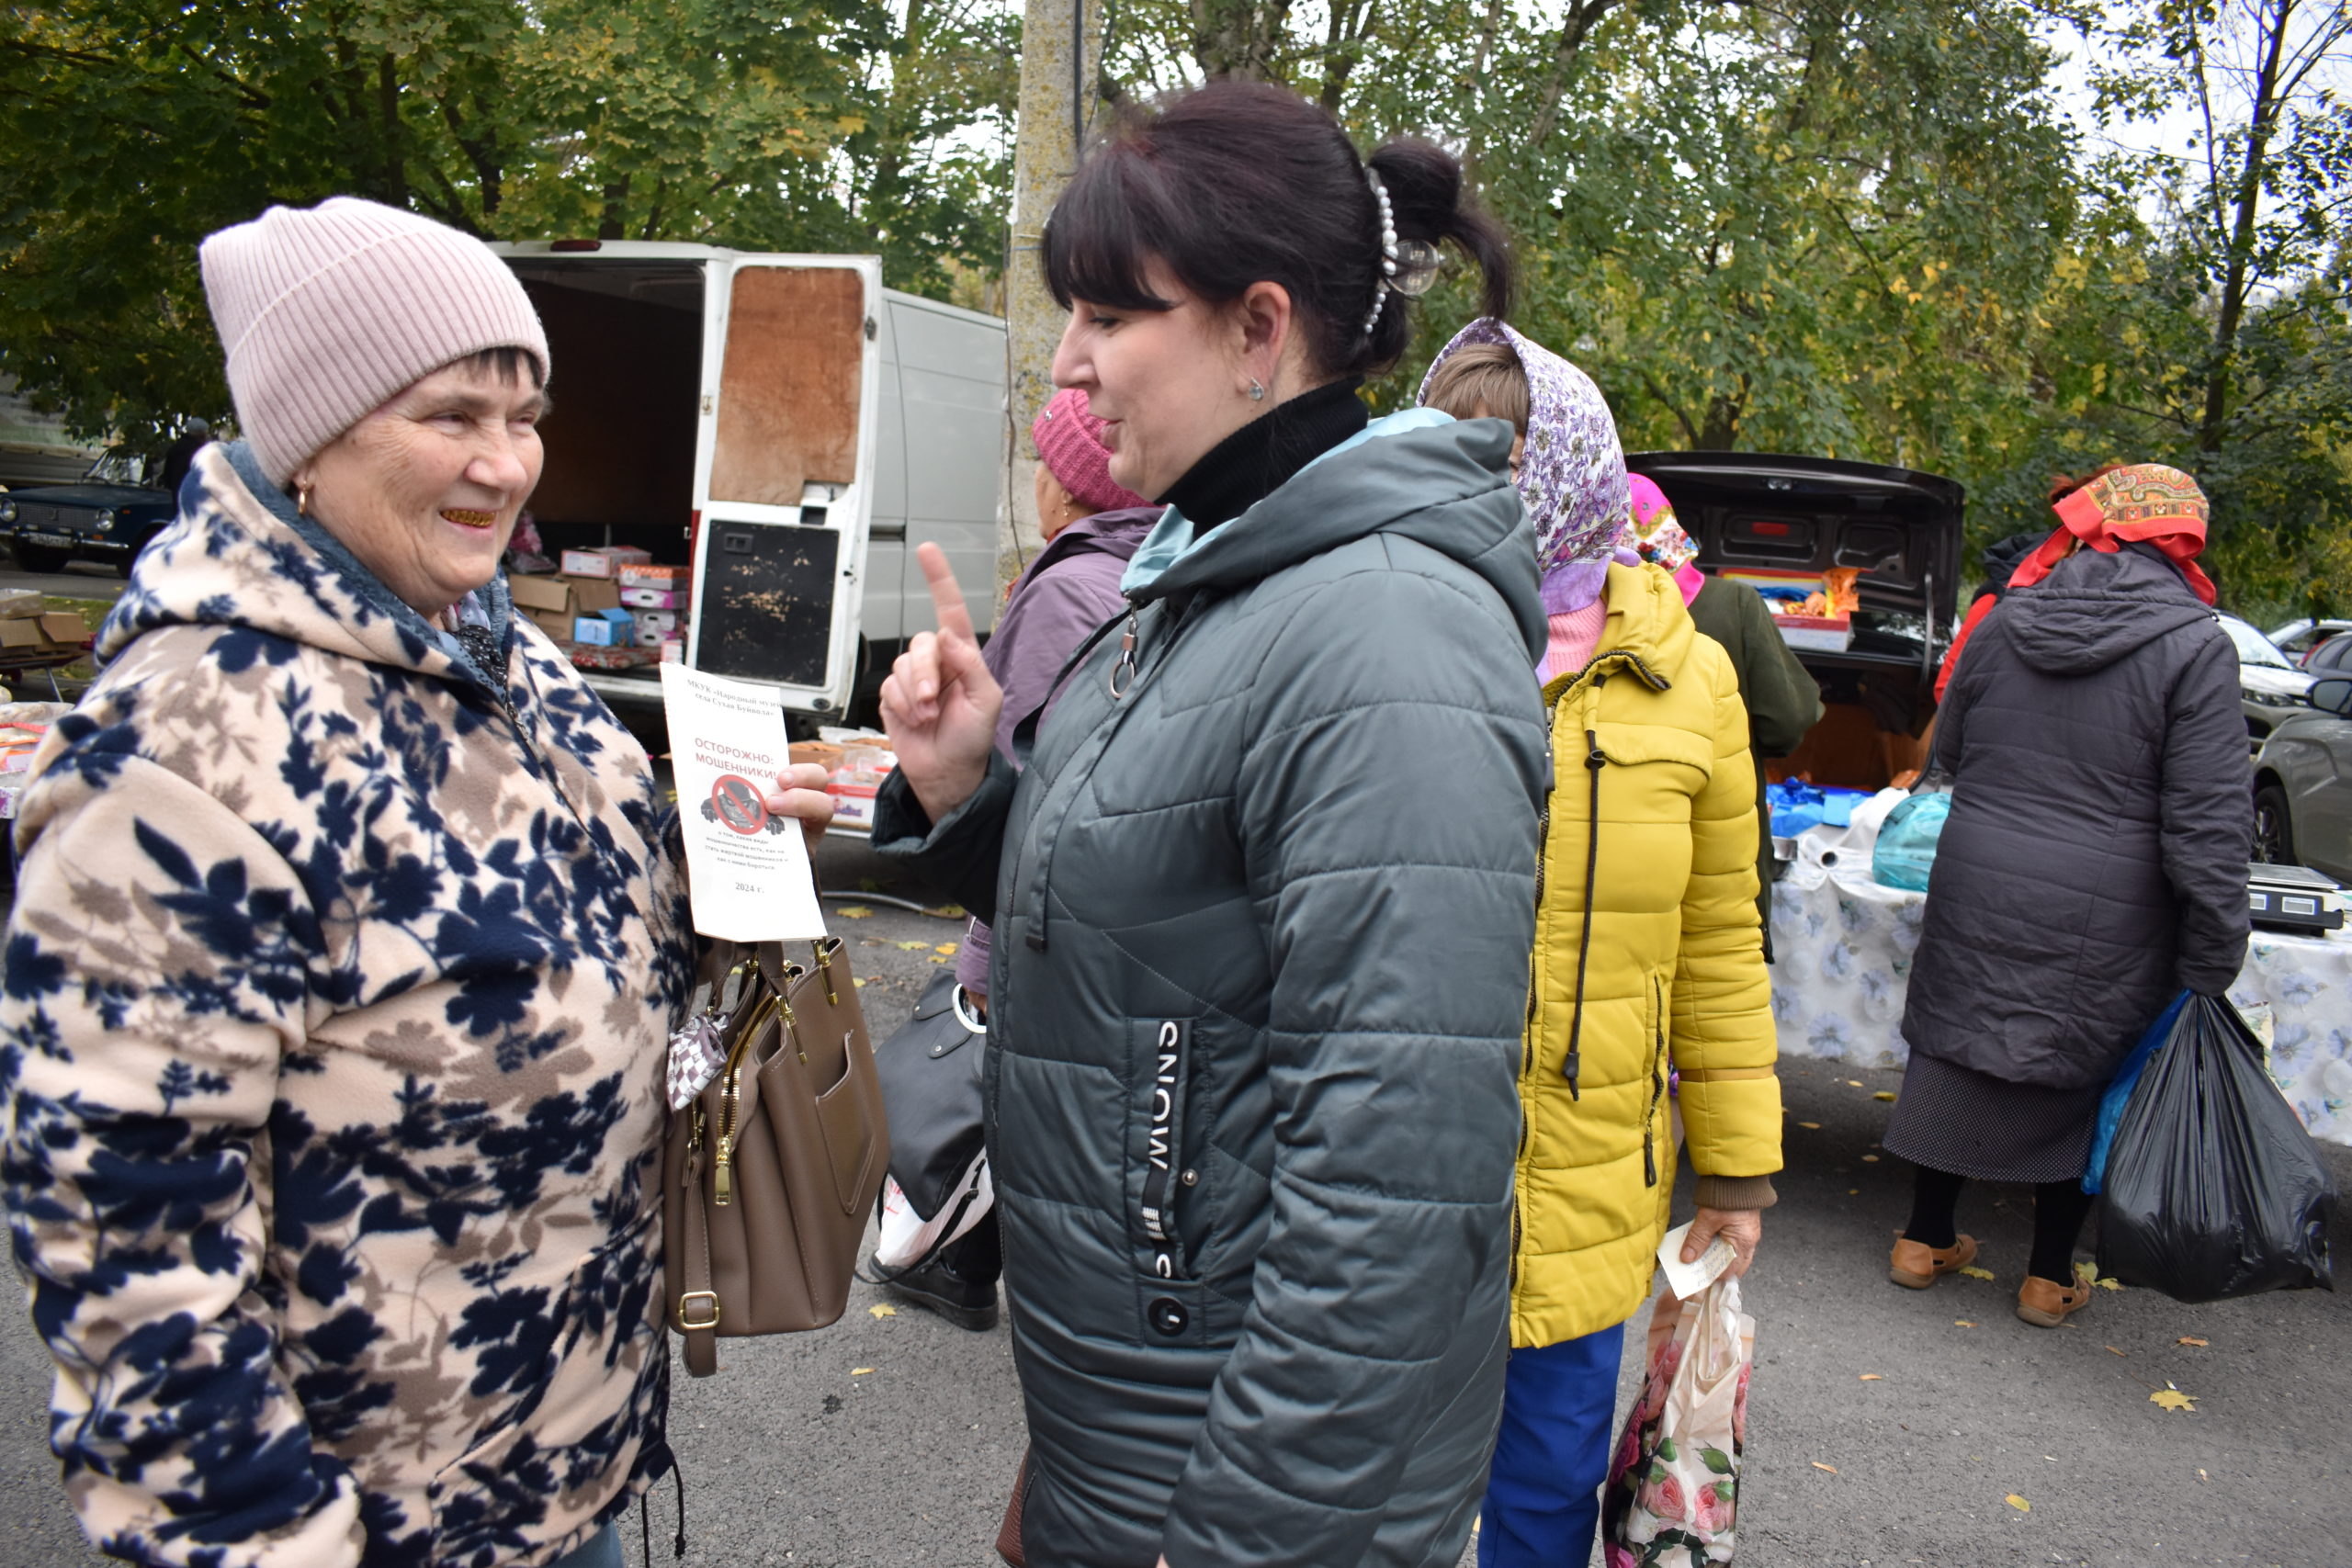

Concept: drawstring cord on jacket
[[1563, 723, 1607, 1097], [641, 1459, 687, 1560]]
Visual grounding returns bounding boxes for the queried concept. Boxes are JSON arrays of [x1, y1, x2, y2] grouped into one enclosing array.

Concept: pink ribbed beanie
[[199, 197, 550, 486], [1032, 389, 1149, 515]]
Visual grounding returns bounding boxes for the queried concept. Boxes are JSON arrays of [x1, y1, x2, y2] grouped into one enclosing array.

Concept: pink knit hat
[[1032, 389, 1149, 514], [200, 197, 550, 486]]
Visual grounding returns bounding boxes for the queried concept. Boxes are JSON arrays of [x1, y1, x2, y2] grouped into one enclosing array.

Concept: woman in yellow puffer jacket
[[1422, 322, 1781, 1568]]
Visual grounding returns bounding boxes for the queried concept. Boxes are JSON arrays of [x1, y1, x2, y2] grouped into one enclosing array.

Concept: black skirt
[[1883, 1053, 2102, 1184]]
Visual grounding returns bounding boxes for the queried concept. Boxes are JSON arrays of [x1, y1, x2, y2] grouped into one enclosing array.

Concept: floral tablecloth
[[1770, 854, 2352, 1147]]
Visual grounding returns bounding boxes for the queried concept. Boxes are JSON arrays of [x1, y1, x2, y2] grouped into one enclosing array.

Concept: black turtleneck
[[1156, 378, 1369, 529]]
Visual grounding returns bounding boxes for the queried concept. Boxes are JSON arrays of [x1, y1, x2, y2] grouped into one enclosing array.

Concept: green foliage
[[0, 0, 1016, 446]]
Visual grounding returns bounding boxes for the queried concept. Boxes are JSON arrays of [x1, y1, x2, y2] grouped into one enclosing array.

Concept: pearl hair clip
[[1363, 167, 1443, 335]]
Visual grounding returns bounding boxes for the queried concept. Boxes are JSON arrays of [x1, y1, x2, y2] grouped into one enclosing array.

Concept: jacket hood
[[1133, 414, 1545, 660], [2001, 541, 2217, 676], [97, 441, 514, 704]]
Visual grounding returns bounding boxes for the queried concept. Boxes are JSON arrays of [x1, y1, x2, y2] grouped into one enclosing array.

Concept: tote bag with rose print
[[1601, 1276, 1755, 1565]]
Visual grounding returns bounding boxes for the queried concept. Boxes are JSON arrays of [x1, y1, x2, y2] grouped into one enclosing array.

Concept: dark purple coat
[[958, 506, 1159, 990]]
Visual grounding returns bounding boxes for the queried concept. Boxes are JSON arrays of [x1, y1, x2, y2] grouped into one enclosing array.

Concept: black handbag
[[873, 970, 989, 1221]]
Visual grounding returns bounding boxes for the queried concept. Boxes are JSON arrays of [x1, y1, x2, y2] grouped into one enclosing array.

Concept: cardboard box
[[523, 609, 574, 644], [659, 638, 684, 664], [513, 573, 620, 617], [633, 608, 682, 635], [620, 587, 691, 611], [0, 619, 52, 650], [787, 739, 845, 773], [0, 591, 43, 620], [574, 608, 636, 647], [38, 613, 87, 645], [634, 624, 669, 649], [616, 563, 690, 590], [560, 546, 653, 579]]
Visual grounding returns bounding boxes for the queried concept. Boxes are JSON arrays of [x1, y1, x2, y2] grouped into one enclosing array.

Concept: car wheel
[[116, 529, 162, 579], [12, 544, 69, 574], [2253, 783, 2298, 865]]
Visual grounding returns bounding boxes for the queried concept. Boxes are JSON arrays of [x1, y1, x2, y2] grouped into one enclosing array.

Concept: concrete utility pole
[[1001, 0, 1102, 599]]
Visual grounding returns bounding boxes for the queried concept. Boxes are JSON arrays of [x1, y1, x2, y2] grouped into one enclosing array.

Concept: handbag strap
[[678, 1145, 722, 1377]]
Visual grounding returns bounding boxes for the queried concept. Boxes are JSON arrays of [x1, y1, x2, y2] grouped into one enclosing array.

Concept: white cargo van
[[489, 241, 1004, 721]]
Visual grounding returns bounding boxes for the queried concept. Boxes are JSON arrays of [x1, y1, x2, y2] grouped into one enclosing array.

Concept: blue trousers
[[1478, 1322, 1627, 1568], [547, 1524, 622, 1568]]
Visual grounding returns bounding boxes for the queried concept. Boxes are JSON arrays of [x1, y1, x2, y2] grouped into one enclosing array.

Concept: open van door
[[689, 255, 883, 716]]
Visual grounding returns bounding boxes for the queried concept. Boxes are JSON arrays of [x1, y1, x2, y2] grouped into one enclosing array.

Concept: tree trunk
[[1191, 0, 1292, 80], [2197, 1, 2292, 456], [598, 176, 630, 241], [1003, 0, 1103, 598]]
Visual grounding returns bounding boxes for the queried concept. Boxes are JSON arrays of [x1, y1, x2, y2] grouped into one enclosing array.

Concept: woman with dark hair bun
[[792, 77, 1547, 1568]]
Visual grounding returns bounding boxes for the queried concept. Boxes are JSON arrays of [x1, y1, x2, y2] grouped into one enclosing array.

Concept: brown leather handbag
[[663, 937, 889, 1377]]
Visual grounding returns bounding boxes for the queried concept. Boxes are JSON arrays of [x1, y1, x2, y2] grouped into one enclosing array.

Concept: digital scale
[[2246, 862, 2346, 934]]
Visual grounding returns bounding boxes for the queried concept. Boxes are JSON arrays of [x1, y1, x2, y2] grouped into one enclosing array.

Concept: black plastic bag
[[2096, 993, 2335, 1303]]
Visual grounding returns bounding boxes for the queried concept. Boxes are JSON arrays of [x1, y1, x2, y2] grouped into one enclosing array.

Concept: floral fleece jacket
[[0, 442, 693, 1567]]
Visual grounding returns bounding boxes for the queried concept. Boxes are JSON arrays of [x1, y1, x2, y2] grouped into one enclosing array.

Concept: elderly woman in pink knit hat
[[870, 387, 1159, 1333], [0, 198, 807, 1568]]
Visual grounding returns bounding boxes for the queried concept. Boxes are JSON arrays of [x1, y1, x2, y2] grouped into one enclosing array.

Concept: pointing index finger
[[916, 542, 976, 643]]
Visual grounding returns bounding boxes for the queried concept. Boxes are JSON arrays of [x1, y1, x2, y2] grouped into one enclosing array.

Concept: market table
[[1769, 844, 2352, 1147]]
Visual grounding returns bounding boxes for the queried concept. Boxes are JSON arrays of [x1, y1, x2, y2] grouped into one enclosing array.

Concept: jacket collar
[[97, 441, 514, 705], [1543, 559, 1694, 702]]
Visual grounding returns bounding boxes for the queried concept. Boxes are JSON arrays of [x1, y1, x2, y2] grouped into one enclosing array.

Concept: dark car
[[1627, 451, 1963, 739], [0, 451, 177, 576]]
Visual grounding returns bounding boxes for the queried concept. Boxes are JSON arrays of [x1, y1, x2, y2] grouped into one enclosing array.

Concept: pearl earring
[[1248, 379, 1265, 401]]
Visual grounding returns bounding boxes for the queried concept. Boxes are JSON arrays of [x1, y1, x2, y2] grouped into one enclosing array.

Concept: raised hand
[[880, 542, 1003, 822]]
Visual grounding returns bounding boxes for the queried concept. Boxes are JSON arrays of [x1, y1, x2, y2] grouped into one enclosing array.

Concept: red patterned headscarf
[[2007, 462, 2215, 606]]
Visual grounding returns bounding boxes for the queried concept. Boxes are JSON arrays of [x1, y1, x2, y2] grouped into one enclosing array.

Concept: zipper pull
[[1643, 1125, 1657, 1187], [713, 1142, 734, 1206], [1108, 609, 1139, 698], [1563, 1050, 1581, 1098]]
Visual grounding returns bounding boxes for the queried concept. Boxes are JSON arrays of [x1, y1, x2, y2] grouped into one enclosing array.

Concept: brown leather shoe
[[1889, 1233, 1979, 1289], [2016, 1274, 2093, 1328]]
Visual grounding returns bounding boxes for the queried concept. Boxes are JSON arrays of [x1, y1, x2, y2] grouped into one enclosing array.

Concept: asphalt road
[[0, 832, 2344, 1565]]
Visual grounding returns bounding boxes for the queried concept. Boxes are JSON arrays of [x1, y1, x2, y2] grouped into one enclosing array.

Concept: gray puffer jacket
[[1903, 542, 2250, 1089], [875, 415, 1547, 1568]]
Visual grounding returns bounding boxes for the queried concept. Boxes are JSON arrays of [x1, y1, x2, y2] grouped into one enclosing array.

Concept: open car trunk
[[1627, 451, 1964, 791]]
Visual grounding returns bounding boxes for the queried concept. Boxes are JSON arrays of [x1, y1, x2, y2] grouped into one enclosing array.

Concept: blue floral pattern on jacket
[[0, 443, 692, 1566]]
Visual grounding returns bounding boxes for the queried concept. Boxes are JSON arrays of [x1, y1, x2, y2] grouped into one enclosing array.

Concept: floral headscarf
[[1418, 319, 1629, 593], [1624, 473, 1704, 606], [2009, 462, 2216, 606]]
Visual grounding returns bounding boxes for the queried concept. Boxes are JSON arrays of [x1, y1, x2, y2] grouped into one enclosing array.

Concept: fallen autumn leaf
[[1858, 1373, 1883, 1382], [2006, 1495, 2030, 1513], [837, 907, 873, 919], [895, 941, 928, 951], [2177, 1337, 2208, 1347], [1959, 1266, 1996, 1281], [1954, 1319, 1976, 1328], [922, 904, 967, 919], [868, 1304, 896, 1318], [1873, 1091, 1897, 1102], [1798, 1122, 1823, 1129], [1812, 1462, 1838, 1474], [852, 1368, 876, 1376], [934, 942, 959, 956], [1847, 1079, 1864, 1088], [2149, 1389, 2196, 1413]]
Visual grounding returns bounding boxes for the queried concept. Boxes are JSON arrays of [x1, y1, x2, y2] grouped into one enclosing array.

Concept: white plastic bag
[[871, 1156, 992, 1269], [1601, 1277, 1756, 1564]]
